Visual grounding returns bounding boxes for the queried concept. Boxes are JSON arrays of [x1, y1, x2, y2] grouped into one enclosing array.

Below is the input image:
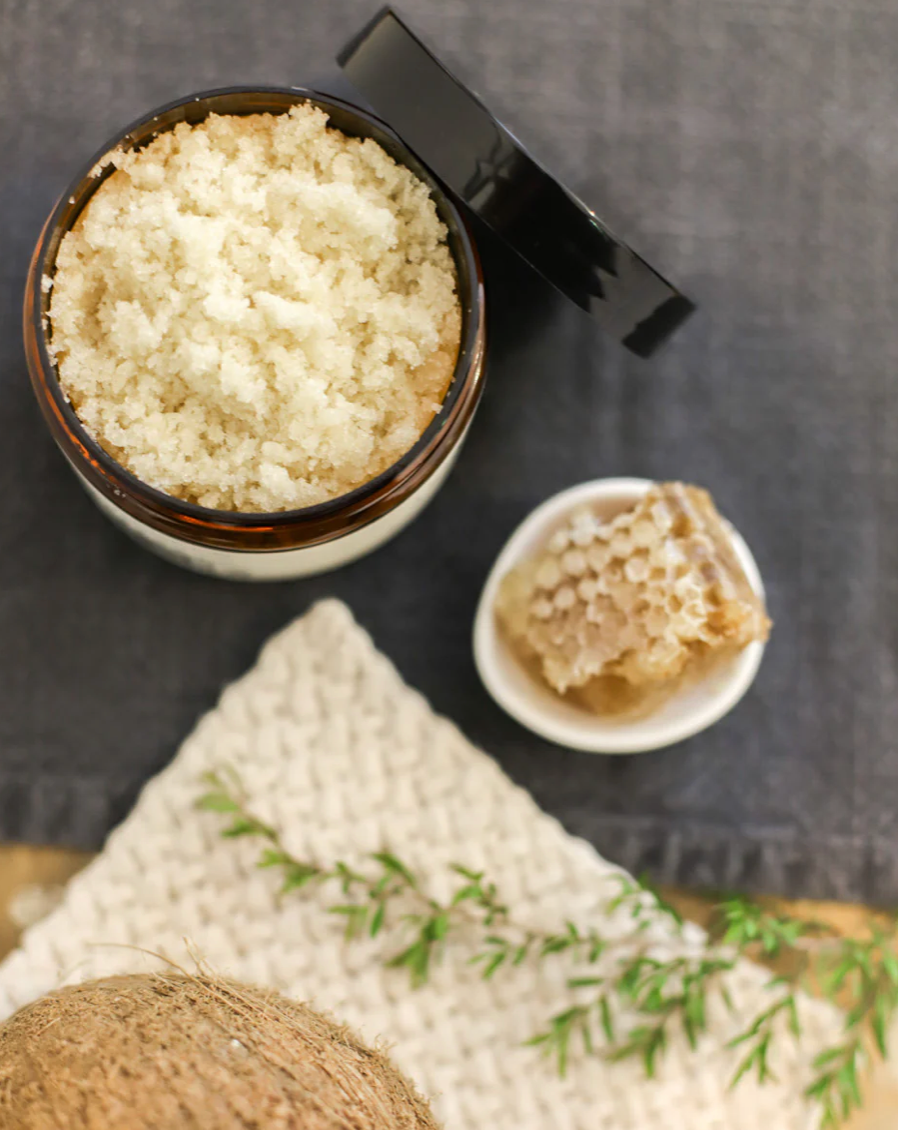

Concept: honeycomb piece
[[496, 483, 771, 700]]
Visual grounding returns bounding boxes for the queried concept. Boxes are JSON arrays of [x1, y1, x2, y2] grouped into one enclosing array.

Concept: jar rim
[[28, 85, 486, 535]]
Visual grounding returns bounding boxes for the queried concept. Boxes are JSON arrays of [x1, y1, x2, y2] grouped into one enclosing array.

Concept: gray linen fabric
[[1, 0, 894, 901]]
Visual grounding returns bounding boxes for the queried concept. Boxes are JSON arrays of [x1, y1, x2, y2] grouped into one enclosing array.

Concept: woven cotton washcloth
[[0, 600, 840, 1129]]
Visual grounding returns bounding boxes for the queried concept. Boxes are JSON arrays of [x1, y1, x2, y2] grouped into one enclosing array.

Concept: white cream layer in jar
[[73, 431, 466, 581]]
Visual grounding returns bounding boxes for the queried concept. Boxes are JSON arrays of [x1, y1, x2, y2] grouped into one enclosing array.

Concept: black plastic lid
[[338, 7, 694, 358]]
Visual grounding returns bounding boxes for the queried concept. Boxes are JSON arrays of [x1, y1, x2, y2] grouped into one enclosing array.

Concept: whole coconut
[[0, 973, 439, 1130]]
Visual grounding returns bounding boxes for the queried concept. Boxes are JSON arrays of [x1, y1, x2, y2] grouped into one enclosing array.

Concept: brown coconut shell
[[0, 973, 440, 1130]]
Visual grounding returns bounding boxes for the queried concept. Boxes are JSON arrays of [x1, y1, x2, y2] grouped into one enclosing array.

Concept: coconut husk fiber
[[0, 973, 440, 1130]]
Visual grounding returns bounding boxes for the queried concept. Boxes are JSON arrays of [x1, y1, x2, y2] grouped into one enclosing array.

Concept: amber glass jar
[[24, 87, 486, 581]]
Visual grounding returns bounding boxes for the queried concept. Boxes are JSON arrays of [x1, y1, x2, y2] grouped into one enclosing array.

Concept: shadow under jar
[[24, 86, 487, 582]]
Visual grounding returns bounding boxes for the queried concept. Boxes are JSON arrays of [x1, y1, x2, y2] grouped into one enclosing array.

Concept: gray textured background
[[1, 0, 896, 902]]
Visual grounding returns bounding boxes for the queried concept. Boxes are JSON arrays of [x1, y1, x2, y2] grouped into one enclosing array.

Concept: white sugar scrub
[[47, 105, 462, 512]]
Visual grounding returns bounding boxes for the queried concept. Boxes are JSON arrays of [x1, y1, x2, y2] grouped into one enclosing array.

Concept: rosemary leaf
[[370, 902, 386, 938], [196, 792, 240, 814], [222, 816, 273, 839], [599, 996, 615, 1042], [372, 851, 417, 888], [281, 862, 321, 893]]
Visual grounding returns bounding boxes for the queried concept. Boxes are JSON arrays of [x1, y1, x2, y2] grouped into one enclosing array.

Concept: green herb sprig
[[199, 769, 898, 1127], [199, 769, 507, 987]]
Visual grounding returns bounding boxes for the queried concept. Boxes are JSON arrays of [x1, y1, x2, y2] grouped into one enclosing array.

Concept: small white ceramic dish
[[473, 478, 767, 754]]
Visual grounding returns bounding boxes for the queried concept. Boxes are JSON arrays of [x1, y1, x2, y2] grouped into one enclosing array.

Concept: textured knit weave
[[0, 602, 839, 1129]]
